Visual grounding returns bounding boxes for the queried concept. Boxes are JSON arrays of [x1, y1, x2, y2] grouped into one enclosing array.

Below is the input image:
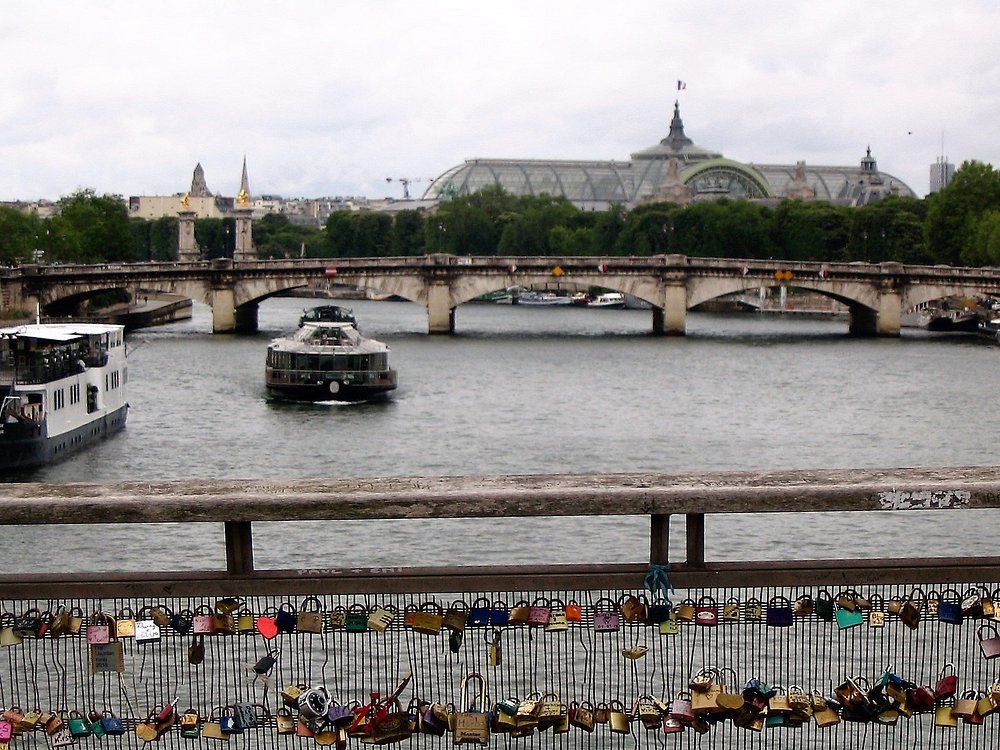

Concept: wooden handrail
[[0, 466, 995, 598]]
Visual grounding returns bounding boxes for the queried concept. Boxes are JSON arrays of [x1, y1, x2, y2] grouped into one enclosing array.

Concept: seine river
[[6, 297, 1000, 574]]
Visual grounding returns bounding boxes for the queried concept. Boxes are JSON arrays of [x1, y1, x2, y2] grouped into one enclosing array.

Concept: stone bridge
[[5, 255, 1000, 335]]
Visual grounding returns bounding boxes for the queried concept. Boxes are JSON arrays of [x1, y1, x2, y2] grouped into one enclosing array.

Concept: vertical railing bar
[[649, 513, 670, 564], [224, 520, 254, 575], [685, 513, 705, 568]]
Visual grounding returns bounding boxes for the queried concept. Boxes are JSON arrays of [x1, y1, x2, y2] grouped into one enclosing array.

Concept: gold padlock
[[607, 702, 631, 734], [116, 608, 136, 639], [367, 605, 395, 632], [675, 599, 695, 622], [276, 708, 295, 735], [410, 602, 444, 635], [952, 691, 979, 718], [934, 704, 958, 727]]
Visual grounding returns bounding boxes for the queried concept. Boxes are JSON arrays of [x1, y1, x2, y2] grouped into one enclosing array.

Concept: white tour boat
[[265, 321, 397, 402], [0, 322, 128, 470]]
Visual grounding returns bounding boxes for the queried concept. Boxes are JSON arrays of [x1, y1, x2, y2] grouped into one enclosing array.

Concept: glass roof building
[[423, 103, 916, 210]]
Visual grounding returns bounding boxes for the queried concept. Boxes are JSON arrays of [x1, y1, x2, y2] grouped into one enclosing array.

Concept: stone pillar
[[875, 287, 902, 336], [211, 286, 237, 333], [427, 282, 455, 334], [233, 209, 254, 261], [177, 211, 199, 261], [654, 281, 687, 335]]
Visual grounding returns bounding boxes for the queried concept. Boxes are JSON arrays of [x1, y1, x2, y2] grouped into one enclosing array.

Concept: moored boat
[[265, 321, 397, 402], [587, 292, 626, 309], [0, 322, 129, 470], [516, 290, 573, 306]]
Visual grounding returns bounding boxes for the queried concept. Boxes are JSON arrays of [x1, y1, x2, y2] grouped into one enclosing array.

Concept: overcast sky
[[2, 1, 997, 204]]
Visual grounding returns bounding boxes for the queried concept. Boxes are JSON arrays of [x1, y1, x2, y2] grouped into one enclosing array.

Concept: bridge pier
[[211, 287, 237, 333], [427, 282, 455, 334], [875, 288, 902, 336], [235, 302, 259, 333], [652, 282, 687, 335]]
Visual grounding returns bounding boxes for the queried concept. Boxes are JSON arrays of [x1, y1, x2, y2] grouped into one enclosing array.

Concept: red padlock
[[694, 596, 718, 627]]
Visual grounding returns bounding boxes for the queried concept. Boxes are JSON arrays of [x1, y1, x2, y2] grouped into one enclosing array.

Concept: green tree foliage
[[925, 160, 1000, 266], [252, 213, 326, 259], [771, 201, 850, 261], [325, 212, 357, 257], [497, 195, 579, 256], [194, 218, 235, 259], [968, 210, 1000, 266], [0, 207, 41, 264], [57, 189, 136, 262], [615, 204, 678, 255], [149, 216, 179, 261], [391, 210, 425, 256]]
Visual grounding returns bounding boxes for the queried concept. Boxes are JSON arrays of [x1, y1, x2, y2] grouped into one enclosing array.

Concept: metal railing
[[1, 467, 1000, 748]]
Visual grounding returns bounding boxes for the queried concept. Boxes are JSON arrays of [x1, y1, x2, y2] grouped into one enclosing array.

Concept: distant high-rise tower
[[929, 156, 954, 194]]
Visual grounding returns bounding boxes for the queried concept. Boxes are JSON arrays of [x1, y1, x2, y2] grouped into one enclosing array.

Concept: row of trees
[[2, 161, 999, 267]]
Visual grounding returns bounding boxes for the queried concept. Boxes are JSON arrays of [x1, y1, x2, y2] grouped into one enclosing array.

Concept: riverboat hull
[[265, 374, 397, 403], [0, 404, 128, 470]]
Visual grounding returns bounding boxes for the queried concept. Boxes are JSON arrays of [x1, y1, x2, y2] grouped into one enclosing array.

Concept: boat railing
[[1, 468, 999, 748]]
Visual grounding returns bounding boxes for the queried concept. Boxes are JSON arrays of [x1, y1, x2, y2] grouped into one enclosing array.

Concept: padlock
[[811, 692, 841, 727], [515, 693, 541, 729], [275, 707, 295, 735], [675, 598, 695, 622], [722, 596, 740, 621], [906, 683, 936, 712], [938, 588, 962, 624], [618, 593, 646, 623], [344, 604, 368, 632], [815, 590, 835, 621], [689, 666, 716, 693], [593, 703, 610, 724], [115, 607, 136, 639], [508, 600, 530, 625], [836, 604, 864, 629], [544, 599, 568, 632], [633, 695, 662, 729], [793, 594, 814, 617], [212, 602, 236, 635], [368, 605, 396, 632], [659, 607, 679, 634], [281, 683, 307, 708], [200, 707, 229, 741], [0, 614, 22, 648], [962, 587, 986, 619], [662, 717, 685, 733], [232, 703, 258, 732], [179, 708, 200, 739], [934, 704, 958, 727], [444, 600, 469, 632], [66, 607, 84, 635], [236, 608, 254, 633], [524, 598, 550, 628], [592, 598, 620, 632], [49, 607, 71, 638], [49, 724, 75, 748], [296, 596, 324, 633], [170, 608, 193, 635], [488, 600, 509, 626], [467, 598, 490, 627], [85, 611, 112, 645], [900, 590, 923, 630], [769, 686, 791, 714], [484, 629, 502, 666], [410, 602, 444, 635], [765, 596, 793, 627], [564, 600, 583, 623], [934, 663, 958, 700], [836, 589, 858, 611], [67, 711, 92, 738], [187, 634, 205, 665], [274, 602, 297, 633], [0, 722, 11, 742], [421, 703, 449, 736], [568, 700, 595, 732], [952, 690, 978, 718], [99, 712, 126, 736], [218, 706, 241, 735], [694, 596, 718, 626], [134, 607, 161, 645], [327, 606, 347, 629], [298, 687, 332, 724], [621, 644, 648, 659], [977, 693, 998, 719], [787, 685, 810, 712], [13, 608, 42, 638], [191, 605, 215, 635], [669, 692, 694, 724], [535, 693, 563, 729], [607, 701, 630, 734], [979, 624, 1000, 659], [252, 648, 280, 675], [869, 610, 886, 628], [745, 597, 762, 620]]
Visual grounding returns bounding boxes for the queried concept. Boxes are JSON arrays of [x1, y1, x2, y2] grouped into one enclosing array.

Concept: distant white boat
[[517, 291, 573, 306], [587, 292, 626, 309]]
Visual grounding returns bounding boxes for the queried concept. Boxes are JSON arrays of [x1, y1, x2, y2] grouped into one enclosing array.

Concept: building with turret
[[128, 163, 243, 219], [422, 102, 916, 210]]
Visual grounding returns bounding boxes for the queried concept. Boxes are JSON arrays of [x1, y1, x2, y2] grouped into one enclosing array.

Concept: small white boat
[[587, 292, 626, 309], [0, 322, 129, 470]]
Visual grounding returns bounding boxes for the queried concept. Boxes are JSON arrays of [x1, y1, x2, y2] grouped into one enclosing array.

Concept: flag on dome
[[677, 80, 686, 90]]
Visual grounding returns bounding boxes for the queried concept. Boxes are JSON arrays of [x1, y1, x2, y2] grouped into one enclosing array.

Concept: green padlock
[[659, 610, 679, 635], [345, 604, 368, 632], [67, 711, 93, 738], [180, 708, 201, 739], [87, 712, 105, 739]]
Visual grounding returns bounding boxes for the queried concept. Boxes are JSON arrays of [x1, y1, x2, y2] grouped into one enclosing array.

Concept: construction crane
[[385, 177, 422, 199]]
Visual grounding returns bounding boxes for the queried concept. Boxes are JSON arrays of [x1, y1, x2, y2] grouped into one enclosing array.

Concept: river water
[[5, 297, 1000, 574]]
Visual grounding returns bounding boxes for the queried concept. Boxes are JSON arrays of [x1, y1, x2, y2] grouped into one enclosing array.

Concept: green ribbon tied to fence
[[644, 563, 675, 599]]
